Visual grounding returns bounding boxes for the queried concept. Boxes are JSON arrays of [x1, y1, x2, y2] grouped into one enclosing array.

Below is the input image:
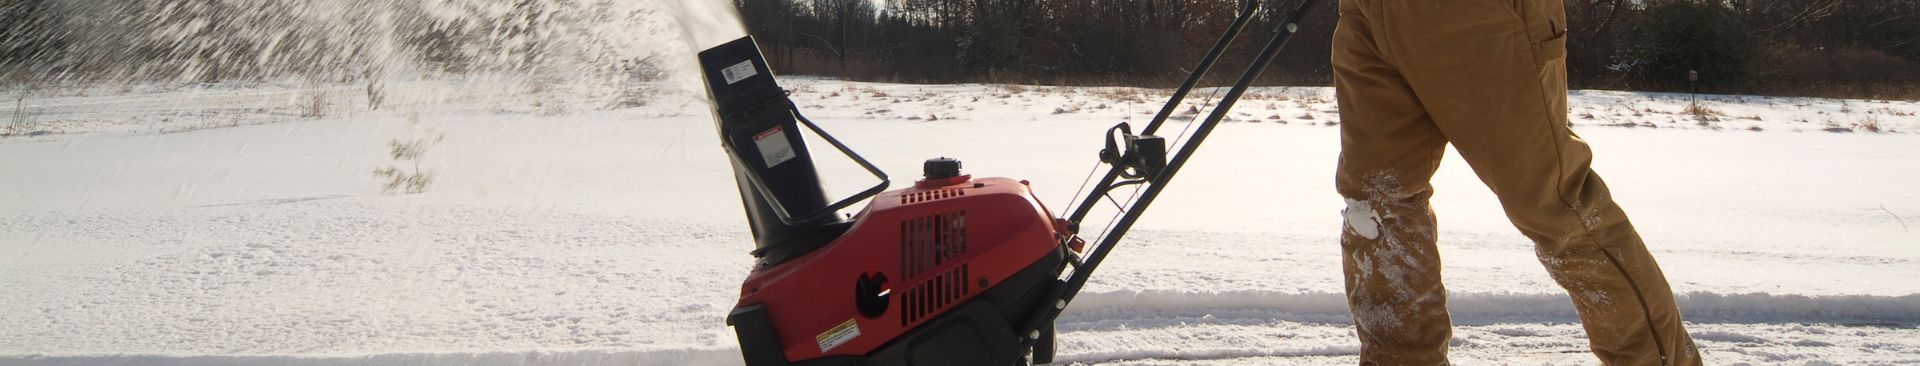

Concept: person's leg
[[1375, 0, 1701, 364], [1332, 0, 1453, 364]]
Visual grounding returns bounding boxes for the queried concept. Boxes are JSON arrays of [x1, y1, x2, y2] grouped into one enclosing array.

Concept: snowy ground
[[2, 78, 1918, 365]]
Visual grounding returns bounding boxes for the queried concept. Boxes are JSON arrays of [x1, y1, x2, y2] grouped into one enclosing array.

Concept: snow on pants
[[1330, 0, 1701, 365]]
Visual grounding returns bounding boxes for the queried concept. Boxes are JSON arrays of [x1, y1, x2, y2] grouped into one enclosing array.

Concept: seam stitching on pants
[[1501, 0, 1576, 213], [1527, 31, 1574, 214], [1373, 0, 1394, 65], [1601, 248, 1670, 366]]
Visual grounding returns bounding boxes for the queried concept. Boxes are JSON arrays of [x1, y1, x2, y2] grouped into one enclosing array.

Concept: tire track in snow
[[1062, 290, 1920, 326], [0, 348, 741, 366]]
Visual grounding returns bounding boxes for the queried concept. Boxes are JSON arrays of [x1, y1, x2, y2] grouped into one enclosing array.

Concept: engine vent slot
[[901, 188, 965, 204], [901, 210, 968, 325], [902, 264, 969, 326]]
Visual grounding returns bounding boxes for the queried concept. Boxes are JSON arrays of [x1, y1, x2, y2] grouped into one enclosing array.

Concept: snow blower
[[696, 1, 1317, 364]]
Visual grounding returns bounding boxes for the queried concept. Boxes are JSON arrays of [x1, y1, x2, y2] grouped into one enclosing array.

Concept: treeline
[[738, 0, 1335, 86], [738, 0, 1920, 99]]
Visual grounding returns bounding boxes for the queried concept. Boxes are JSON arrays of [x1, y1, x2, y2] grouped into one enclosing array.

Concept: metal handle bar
[[1023, 0, 1321, 356]]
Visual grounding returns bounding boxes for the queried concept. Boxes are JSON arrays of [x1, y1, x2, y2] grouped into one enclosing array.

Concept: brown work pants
[[1331, 0, 1701, 365]]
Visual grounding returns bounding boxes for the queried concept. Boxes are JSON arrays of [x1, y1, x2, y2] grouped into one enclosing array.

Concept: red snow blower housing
[[695, 1, 1316, 364]]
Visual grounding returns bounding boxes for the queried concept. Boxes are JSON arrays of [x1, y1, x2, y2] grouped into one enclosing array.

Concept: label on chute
[[722, 60, 757, 85], [753, 126, 796, 168]]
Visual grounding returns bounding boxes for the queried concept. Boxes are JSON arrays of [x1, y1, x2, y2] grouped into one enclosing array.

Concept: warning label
[[816, 318, 861, 353], [722, 60, 757, 85], [753, 126, 797, 168]]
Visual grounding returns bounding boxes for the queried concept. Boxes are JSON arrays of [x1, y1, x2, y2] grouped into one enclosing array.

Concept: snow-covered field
[[3, 77, 1918, 365]]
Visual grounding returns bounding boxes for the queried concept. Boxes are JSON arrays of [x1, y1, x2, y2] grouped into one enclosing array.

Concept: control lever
[[1098, 123, 1168, 181]]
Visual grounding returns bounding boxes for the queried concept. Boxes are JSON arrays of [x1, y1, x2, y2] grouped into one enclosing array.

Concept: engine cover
[[729, 176, 1067, 365]]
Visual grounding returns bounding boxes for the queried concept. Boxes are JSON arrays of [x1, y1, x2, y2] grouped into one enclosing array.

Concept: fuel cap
[[924, 157, 962, 180]]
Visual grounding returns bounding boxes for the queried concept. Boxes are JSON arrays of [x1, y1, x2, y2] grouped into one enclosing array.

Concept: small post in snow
[[1688, 70, 1700, 110]]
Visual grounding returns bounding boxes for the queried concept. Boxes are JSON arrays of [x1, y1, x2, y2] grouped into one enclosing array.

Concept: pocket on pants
[[1531, 31, 1566, 66], [1517, 0, 1567, 65]]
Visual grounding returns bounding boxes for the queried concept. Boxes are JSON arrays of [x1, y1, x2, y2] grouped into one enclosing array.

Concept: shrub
[[1857, 115, 1882, 133], [372, 112, 443, 194], [297, 87, 332, 118], [5, 96, 28, 136]]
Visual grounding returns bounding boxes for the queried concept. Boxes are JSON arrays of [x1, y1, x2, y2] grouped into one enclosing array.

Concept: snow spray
[[652, 0, 749, 95], [1, 1, 725, 92]]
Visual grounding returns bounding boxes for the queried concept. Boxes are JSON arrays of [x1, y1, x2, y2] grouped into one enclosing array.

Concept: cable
[[1058, 159, 1105, 221], [1169, 84, 1226, 154], [1056, 96, 1139, 217]]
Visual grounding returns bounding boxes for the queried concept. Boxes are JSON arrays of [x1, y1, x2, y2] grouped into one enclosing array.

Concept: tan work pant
[[1331, 0, 1701, 365]]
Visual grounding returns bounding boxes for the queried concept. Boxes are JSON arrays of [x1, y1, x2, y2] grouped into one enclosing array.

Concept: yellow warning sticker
[[815, 318, 861, 353]]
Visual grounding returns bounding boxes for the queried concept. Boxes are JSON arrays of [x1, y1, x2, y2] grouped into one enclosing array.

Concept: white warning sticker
[[816, 318, 861, 353], [753, 126, 797, 168], [722, 60, 757, 85]]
